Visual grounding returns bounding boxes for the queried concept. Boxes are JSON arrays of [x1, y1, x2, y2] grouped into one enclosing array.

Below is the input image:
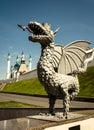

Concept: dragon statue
[[18, 21, 94, 119]]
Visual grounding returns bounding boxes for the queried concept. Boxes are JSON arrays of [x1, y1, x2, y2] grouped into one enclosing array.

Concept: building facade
[[6, 52, 32, 80]]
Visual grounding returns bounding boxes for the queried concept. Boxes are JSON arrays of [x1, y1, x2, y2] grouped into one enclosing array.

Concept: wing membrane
[[53, 40, 91, 74]]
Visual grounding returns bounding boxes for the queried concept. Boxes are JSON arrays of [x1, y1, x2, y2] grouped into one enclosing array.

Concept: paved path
[[0, 93, 94, 108]]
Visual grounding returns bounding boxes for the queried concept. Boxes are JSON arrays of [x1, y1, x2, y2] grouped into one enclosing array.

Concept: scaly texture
[[19, 21, 94, 119], [37, 43, 79, 98]]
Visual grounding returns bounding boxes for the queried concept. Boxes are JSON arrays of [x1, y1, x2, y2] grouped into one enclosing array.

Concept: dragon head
[[27, 21, 59, 46]]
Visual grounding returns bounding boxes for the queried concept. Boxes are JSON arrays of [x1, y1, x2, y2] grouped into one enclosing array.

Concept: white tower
[[19, 51, 28, 74], [29, 55, 32, 71], [21, 51, 25, 62], [7, 53, 11, 79]]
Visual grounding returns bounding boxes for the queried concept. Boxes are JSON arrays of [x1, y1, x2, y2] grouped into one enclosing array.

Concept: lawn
[[3, 78, 47, 95], [78, 66, 94, 98], [0, 101, 40, 108], [2, 67, 94, 98]]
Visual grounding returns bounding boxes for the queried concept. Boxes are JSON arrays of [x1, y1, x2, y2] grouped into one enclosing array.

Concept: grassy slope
[[78, 66, 94, 98], [3, 78, 47, 95], [0, 101, 40, 108], [2, 67, 94, 98]]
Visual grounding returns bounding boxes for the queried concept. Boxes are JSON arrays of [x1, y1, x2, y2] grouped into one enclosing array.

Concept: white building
[[6, 52, 32, 79]]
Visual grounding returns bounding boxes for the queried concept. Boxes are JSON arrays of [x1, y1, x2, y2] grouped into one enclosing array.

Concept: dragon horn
[[54, 27, 60, 35], [17, 24, 33, 33]]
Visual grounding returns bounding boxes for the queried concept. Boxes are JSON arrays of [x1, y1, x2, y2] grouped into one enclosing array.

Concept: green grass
[[3, 78, 47, 95], [2, 67, 94, 98], [0, 101, 40, 108], [78, 66, 94, 98]]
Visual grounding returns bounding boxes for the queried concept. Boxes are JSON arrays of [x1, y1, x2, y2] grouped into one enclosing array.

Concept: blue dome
[[14, 62, 21, 70]]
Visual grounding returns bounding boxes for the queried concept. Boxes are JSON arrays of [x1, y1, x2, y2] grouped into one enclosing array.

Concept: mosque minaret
[[6, 52, 32, 79], [29, 55, 32, 71], [19, 51, 28, 74], [6, 53, 11, 79]]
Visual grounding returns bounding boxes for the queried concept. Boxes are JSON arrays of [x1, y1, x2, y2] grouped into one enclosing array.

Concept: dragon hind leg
[[63, 93, 70, 119], [63, 81, 79, 119], [48, 94, 56, 116]]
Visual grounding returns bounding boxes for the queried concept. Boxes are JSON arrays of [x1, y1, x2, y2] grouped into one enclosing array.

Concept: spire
[[29, 55, 32, 71], [21, 51, 25, 63], [16, 56, 19, 62], [7, 53, 11, 79], [19, 52, 29, 74], [7, 52, 11, 61], [29, 55, 32, 61], [8, 52, 10, 56]]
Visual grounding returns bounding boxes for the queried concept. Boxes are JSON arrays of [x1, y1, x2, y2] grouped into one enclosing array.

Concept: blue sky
[[0, 0, 94, 79]]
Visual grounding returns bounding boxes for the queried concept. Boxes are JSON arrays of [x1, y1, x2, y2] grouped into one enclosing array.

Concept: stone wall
[[18, 68, 37, 81], [0, 78, 16, 83], [0, 68, 37, 83], [0, 61, 94, 84]]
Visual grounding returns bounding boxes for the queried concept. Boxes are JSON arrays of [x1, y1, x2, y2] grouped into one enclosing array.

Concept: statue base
[[0, 108, 94, 130], [0, 112, 93, 130], [28, 112, 84, 122]]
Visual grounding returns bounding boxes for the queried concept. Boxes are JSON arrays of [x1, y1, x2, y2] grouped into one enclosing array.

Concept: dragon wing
[[53, 40, 91, 74]]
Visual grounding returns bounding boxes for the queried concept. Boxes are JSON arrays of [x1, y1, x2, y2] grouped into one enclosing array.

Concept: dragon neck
[[37, 42, 55, 75]]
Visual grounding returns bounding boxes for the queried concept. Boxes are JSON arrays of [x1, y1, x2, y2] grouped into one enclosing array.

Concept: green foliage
[[0, 101, 40, 108], [78, 66, 94, 98], [3, 78, 47, 95], [2, 67, 94, 98]]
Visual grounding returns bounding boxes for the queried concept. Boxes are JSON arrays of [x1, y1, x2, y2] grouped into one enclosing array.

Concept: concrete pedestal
[[45, 118, 94, 130], [0, 109, 94, 130]]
